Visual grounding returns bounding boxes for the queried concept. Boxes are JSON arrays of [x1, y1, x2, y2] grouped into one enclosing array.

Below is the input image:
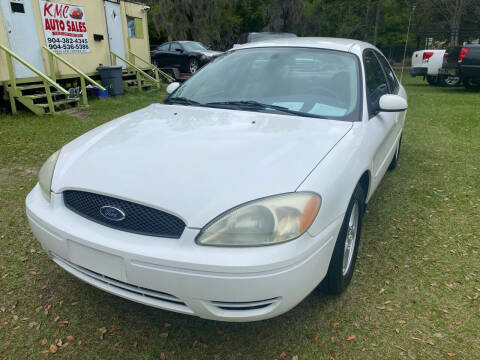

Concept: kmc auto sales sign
[[39, 1, 90, 53]]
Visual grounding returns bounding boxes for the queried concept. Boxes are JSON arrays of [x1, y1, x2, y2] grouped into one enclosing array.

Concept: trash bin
[[96, 66, 124, 96]]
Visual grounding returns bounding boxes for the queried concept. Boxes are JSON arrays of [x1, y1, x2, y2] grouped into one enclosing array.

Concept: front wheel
[[322, 185, 365, 295], [189, 58, 199, 74]]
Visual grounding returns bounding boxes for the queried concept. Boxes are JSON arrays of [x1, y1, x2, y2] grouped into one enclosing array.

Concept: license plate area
[[67, 240, 125, 281]]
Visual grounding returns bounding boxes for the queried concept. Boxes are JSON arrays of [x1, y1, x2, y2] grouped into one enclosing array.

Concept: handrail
[[0, 44, 69, 96], [128, 50, 175, 83], [43, 46, 106, 106], [111, 51, 160, 87], [43, 46, 106, 91]]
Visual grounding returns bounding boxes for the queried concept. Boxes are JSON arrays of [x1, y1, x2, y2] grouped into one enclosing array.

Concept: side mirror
[[175, 48, 183, 53], [166, 82, 180, 95], [378, 94, 408, 112]]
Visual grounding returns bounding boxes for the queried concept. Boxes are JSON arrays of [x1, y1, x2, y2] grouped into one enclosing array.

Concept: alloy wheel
[[342, 201, 359, 275]]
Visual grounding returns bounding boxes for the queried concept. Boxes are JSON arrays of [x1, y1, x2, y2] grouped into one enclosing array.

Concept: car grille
[[210, 297, 280, 311], [63, 190, 186, 238]]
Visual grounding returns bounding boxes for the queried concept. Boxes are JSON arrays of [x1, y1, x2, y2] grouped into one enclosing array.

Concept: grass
[[0, 80, 479, 360]]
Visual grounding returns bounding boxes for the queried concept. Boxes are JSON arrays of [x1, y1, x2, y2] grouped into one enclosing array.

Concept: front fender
[[298, 122, 371, 237]]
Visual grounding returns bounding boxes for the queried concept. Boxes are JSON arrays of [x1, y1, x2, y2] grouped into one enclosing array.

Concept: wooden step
[[37, 98, 80, 108], [23, 91, 64, 100], [16, 84, 55, 91], [124, 80, 154, 89]]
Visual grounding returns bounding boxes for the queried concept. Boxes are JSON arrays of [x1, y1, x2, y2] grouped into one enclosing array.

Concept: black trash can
[[96, 66, 124, 96]]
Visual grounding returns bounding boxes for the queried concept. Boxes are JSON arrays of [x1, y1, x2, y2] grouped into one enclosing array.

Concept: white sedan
[[26, 38, 407, 322]]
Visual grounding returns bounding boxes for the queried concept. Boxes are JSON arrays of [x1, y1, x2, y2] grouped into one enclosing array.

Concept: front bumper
[[26, 185, 340, 322]]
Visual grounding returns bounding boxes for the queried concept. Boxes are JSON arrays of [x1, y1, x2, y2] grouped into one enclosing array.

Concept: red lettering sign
[[39, 1, 90, 54]]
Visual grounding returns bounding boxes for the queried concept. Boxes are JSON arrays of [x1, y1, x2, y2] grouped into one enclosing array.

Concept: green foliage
[[146, 0, 479, 52]]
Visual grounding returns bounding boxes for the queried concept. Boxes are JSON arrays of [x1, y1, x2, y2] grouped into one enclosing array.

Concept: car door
[[169, 42, 186, 71], [363, 49, 398, 190], [374, 50, 406, 139], [152, 43, 171, 67]]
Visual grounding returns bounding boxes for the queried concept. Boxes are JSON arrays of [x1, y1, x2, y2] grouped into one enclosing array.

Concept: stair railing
[[42, 46, 106, 106], [110, 51, 161, 91], [0, 44, 69, 114], [128, 50, 175, 85]]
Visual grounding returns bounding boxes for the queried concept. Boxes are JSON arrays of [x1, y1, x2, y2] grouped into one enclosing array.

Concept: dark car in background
[[440, 43, 480, 90], [151, 41, 222, 80], [236, 32, 297, 45]]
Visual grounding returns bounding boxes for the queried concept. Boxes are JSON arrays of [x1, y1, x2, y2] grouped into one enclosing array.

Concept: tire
[[388, 135, 402, 170], [464, 78, 480, 91], [426, 75, 438, 86], [322, 185, 366, 295], [439, 75, 460, 87], [189, 58, 199, 74]]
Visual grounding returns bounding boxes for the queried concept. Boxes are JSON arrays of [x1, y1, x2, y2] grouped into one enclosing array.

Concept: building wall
[[0, 9, 10, 83], [121, 1, 151, 64], [0, 0, 151, 83]]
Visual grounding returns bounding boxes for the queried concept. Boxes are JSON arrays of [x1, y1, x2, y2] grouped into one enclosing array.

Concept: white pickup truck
[[410, 49, 460, 86]]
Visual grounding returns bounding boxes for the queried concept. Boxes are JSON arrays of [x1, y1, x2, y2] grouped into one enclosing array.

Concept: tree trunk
[[364, 0, 371, 41], [373, 0, 382, 45]]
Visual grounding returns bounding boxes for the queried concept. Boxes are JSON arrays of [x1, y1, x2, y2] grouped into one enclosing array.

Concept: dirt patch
[[0, 166, 37, 186], [65, 109, 92, 119], [18, 166, 38, 177]]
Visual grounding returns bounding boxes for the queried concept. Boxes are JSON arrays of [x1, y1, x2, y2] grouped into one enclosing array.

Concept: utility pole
[[400, 4, 416, 83]]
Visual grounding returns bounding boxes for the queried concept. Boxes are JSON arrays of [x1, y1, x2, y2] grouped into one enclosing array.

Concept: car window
[[363, 50, 389, 117], [374, 51, 399, 94], [182, 42, 207, 52], [171, 43, 182, 52], [157, 43, 170, 51], [170, 47, 361, 121]]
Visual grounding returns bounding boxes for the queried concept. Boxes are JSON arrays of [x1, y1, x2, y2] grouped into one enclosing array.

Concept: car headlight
[[200, 55, 207, 61], [196, 192, 321, 247], [38, 150, 60, 201]]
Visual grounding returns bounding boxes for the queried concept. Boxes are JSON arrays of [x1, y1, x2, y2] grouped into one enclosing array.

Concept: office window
[[127, 16, 143, 39], [11, 2, 25, 13]]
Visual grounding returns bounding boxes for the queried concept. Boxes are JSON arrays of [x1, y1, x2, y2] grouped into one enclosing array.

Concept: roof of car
[[247, 32, 296, 35], [232, 37, 377, 54]]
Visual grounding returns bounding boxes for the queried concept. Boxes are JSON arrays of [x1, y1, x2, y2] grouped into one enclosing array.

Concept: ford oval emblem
[[100, 206, 126, 222]]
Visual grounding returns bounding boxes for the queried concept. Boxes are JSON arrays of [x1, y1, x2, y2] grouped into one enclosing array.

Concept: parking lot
[[0, 78, 479, 359]]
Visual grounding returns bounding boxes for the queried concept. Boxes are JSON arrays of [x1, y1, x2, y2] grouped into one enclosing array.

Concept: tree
[[264, 0, 304, 33], [431, 0, 472, 45]]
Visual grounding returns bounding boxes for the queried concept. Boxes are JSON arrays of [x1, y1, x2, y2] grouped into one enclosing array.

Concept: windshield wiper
[[164, 97, 200, 106], [204, 100, 314, 118]]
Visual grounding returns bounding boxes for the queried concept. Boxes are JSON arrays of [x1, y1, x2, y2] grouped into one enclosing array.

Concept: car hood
[[197, 50, 222, 57], [53, 104, 352, 228]]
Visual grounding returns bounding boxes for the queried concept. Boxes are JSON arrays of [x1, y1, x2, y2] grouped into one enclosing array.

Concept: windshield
[[168, 47, 361, 121], [182, 42, 207, 52]]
